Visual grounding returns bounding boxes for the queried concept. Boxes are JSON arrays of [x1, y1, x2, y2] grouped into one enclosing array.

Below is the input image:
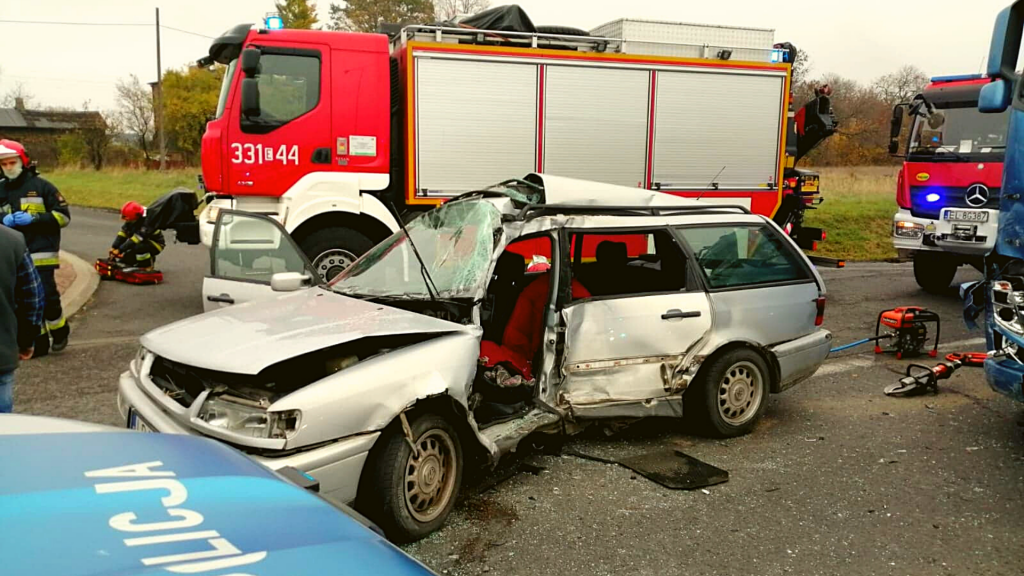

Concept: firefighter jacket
[[112, 218, 166, 256], [1, 168, 71, 268]]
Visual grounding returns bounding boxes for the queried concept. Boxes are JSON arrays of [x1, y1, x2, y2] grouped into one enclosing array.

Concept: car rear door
[[675, 222, 824, 347], [202, 210, 321, 312], [557, 228, 713, 418]]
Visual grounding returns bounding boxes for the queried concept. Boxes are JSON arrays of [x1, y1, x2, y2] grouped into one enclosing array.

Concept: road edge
[[60, 250, 100, 319]]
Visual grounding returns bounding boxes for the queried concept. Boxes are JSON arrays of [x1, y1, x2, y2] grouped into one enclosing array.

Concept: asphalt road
[[13, 208, 1024, 575]]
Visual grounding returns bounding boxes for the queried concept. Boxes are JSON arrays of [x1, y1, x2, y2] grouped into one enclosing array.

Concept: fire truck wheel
[[358, 412, 464, 543], [689, 348, 769, 438], [299, 228, 375, 282], [913, 252, 957, 294]]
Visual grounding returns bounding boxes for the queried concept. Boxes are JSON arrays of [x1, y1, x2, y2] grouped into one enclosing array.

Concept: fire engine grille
[[910, 185, 1000, 220]]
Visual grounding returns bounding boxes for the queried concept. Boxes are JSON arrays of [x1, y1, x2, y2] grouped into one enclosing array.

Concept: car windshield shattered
[[329, 199, 503, 299]]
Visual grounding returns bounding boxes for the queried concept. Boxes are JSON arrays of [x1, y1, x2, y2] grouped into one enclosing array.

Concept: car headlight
[[205, 205, 221, 224], [197, 397, 300, 439], [894, 221, 924, 238], [992, 281, 1024, 335]]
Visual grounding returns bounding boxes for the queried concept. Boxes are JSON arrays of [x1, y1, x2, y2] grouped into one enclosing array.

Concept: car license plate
[[943, 209, 988, 222], [127, 408, 153, 432]]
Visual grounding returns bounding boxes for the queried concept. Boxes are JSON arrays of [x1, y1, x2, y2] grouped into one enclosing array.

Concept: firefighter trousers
[[35, 267, 67, 334]]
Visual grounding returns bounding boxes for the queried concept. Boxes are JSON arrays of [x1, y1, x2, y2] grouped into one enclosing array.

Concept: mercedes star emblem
[[965, 184, 990, 208]]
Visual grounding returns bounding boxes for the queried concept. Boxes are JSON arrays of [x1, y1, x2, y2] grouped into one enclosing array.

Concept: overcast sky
[[0, 0, 1011, 112]]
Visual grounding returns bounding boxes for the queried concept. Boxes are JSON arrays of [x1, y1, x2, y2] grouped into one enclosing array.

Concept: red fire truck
[[889, 74, 1009, 292], [196, 10, 837, 280]]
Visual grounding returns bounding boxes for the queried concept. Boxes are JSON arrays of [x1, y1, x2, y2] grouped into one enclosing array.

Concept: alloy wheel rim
[[717, 361, 764, 426], [404, 429, 457, 523]]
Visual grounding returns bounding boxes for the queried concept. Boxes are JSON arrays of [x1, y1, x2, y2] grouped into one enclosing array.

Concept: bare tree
[[872, 65, 929, 106], [81, 110, 119, 171], [1, 82, 36, 109], [115, 75, 155, 161], [434, 0, 490, 20]]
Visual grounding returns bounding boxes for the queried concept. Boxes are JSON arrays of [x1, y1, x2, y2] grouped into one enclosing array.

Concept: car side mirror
[[241, 78, 261, 118], [271, 272, 312, 292], [888, 104, 908, 157], [979, 79, 1012, 113], [240, 47, 261, 77]]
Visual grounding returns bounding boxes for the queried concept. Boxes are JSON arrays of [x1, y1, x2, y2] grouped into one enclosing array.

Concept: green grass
[[46, 168, 199, 211], [804, 166, 900, 262]]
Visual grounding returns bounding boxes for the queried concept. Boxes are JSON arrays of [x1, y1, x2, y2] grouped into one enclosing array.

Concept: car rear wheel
[[913, 252, 958, 294], [359, 412, 464, 543], [691, 349, 769, 438]]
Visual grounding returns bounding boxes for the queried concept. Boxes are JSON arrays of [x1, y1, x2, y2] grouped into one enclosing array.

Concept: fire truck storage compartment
[[409, 48, 786, 200], [543, 66, 650, 187], [415, 58, 538, 197], [652, 70, 785, 191]]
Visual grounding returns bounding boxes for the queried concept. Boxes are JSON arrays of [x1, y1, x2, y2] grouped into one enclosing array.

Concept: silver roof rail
[[397, 24, 622, 52]]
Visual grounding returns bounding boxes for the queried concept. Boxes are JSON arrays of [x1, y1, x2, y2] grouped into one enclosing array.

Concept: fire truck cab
[[197, 10, 832, 282], [889, 74, 1009, 293]]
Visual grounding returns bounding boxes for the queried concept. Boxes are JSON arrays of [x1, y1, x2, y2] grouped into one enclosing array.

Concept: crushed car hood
[[141, 288, 467, 374]]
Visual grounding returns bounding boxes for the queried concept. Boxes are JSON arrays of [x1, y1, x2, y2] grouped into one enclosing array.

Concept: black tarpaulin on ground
[[446, 5, 536, 33], [568, 447, 729, 490]]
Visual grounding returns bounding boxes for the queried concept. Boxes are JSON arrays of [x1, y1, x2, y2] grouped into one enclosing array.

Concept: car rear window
[[677, 225, 810, 289]]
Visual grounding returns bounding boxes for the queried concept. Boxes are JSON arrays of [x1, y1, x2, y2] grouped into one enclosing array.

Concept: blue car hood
[[0, 424, 434, 576]]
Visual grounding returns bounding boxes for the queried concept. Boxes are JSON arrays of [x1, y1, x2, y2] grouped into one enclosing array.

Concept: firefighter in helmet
[[110, 201, 165, 270], [0, 139, 71, 357]]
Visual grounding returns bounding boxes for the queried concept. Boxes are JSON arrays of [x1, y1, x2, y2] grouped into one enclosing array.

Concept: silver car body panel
[[703, 282, 822, 355], [559, 292, 712, 416], [141, 287, 466, 374], [769, 329, 832, 391]]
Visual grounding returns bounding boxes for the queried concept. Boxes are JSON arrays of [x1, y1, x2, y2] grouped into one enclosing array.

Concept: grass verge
[[46, 168, 198, 211], [803, 166, 899, 262]]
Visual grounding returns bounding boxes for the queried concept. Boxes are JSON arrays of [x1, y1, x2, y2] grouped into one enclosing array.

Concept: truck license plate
[[128, 408, 152, 432], [943, 209, 988, 222]]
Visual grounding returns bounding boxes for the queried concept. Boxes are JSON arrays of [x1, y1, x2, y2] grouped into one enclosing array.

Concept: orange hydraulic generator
[[874, 306, 940, 359]]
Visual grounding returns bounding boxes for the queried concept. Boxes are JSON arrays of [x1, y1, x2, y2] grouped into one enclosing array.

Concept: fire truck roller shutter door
[[543, 65, 649, 188], [652, 70, 785, 190], [415, 57, 538, 198]]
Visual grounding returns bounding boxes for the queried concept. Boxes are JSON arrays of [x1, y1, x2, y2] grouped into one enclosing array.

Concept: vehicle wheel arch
[[290, 210, 393, 249], [686, 340, 781, 396]]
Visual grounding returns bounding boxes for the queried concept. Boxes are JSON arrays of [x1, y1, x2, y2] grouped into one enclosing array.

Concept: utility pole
[[156, 7, 166, 170]]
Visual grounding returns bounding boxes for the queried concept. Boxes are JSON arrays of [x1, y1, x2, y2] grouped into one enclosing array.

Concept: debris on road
[[566, 447, 728, 490]]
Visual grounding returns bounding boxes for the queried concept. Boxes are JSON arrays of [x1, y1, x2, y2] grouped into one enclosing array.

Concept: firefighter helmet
[[0, 139, 29, 165], [121, 201, 145, 222]]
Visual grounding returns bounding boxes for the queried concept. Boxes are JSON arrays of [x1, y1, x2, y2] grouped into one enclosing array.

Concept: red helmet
[[0, 139, 29, 165], [121, 201, 145, 222]]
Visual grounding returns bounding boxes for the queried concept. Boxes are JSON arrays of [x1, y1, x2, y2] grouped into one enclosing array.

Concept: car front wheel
[[691, 349, 769, 438], [359, 412, 464, 543]]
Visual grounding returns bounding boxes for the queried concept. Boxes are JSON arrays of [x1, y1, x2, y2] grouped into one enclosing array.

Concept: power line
[[0, 18, 215, 39], [0, 18, 147, 27], [160, 25, 213, 39]]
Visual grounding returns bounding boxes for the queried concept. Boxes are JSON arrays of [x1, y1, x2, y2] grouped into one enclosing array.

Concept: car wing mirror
[[271, 272, 312, 292]]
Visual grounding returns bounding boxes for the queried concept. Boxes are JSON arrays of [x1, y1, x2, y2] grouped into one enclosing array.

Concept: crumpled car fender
[[270, 331, 481, 449]]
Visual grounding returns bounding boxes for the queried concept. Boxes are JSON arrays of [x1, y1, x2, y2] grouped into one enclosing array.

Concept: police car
[[0, 414, 438, 576]]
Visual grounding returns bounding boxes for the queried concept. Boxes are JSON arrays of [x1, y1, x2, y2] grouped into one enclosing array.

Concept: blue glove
[[1, 213, 13, 227], [9, 212, 33, 227]]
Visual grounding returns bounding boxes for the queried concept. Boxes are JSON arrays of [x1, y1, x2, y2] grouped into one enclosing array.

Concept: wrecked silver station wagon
[[118, 174, 832, 542]]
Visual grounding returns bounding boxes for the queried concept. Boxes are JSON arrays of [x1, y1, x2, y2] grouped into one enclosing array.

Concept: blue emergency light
[[926, 193, 941, 203], [265, 14, 284, 30]]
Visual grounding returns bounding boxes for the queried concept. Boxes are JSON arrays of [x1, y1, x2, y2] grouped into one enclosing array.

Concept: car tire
[[913, 252, 957, 294], [359, 413, 464, 543], [298, 228, 375, 282], [690, 348, 770, 438]]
